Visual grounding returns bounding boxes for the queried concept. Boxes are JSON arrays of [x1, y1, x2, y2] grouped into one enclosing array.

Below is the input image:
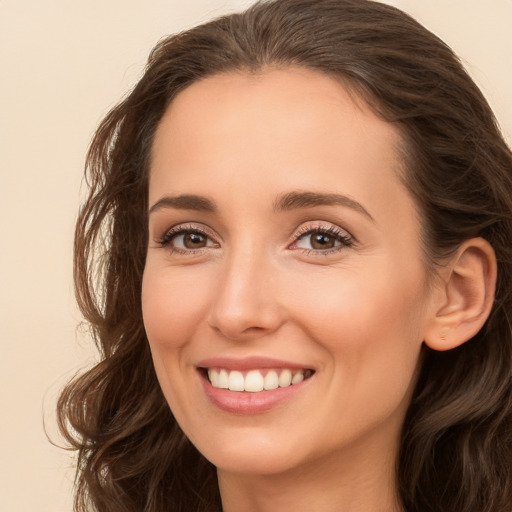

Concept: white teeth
[[278, 369, 292, 387], [218, 369, 229, 389], [207, 368, 311, 392], [228, 370, 245, 391], [292, 371, 304, 385], [208, 368, 219, 387], [244, 370, 264, 392], [263, 370, 279, 390]]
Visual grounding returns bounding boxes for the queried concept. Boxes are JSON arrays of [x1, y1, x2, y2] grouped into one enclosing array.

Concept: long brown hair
[[57, 1, 512, 510]]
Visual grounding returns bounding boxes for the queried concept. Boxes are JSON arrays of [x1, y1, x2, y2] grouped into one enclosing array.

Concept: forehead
[[152, 68, 401, 167], [149, 68, 416, 231]]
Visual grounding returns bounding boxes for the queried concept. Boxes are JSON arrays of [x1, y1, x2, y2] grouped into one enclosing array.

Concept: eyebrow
[[273, 191, 374, 222], [148, 191, 374, 222], [149, 194, 217, 214]]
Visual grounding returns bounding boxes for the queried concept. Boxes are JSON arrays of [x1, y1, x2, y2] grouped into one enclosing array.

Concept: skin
[[142, 68, 442, 512]]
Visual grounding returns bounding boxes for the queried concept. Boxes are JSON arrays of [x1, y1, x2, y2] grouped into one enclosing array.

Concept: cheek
[[141, 266, 211, 351], [296, 263, 425, 339], [141, 266, 212, 424], [312, 271, 426, 421], [294, 262, 427, 385]]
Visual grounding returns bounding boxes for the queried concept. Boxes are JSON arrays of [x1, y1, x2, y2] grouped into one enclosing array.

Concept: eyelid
[[154, 220, 354, 255], [156, 222, 220, 248], [289, 222, 355, 252], [293, 221, 353, 240]]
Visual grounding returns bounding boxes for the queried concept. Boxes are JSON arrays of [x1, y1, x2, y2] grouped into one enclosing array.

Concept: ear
[[424, 238, 497, 351]]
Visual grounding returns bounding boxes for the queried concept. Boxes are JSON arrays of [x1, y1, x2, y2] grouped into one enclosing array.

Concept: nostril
[[242, 326, 266, 333]]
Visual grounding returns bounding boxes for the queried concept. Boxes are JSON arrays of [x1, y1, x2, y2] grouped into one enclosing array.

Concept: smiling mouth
[[205, 368, 315, 393]]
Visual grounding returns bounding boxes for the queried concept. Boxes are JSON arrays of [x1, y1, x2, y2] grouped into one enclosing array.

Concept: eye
[[291, 225, 353, 253], [158, 225, 219, 253], [173, 231, 210, 249], [296, 231, 340, 250]]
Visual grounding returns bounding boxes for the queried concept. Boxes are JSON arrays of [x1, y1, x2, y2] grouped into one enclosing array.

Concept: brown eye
[[292, 226, 353, 253], [161, 228, 218, 252], [183, 232, 207, 249], [310, 233, 336, 249]]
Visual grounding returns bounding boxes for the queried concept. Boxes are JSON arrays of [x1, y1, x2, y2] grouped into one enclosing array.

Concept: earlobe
[[423, 238, 497, 351]]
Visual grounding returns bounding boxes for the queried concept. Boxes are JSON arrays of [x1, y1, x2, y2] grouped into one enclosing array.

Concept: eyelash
[[291, 225, 354, 255], [156, 223, 354, 256], [156, 224, 217, 255]]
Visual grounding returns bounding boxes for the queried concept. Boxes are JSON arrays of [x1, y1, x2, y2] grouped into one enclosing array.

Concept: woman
[[58, 0, 512, 511]]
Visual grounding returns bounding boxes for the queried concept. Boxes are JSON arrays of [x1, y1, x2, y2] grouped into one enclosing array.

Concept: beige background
[[1, 1, 510, 510]]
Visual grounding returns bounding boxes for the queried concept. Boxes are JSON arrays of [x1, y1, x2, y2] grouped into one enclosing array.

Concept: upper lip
[[197, 356, 313, 371]]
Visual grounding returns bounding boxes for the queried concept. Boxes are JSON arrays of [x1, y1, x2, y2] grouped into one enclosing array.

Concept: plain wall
[[1, 1, 510, 510]]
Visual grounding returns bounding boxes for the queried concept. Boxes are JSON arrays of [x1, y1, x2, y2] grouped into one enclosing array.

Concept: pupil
[[312, 233, 334, 249], [185, 233, 205, 248]]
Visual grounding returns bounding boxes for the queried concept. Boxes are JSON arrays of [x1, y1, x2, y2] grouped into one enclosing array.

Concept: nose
[[207, 246, 285, 341]]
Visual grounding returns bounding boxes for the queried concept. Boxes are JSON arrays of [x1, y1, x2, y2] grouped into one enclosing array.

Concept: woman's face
[[142, 68, 436, 477]]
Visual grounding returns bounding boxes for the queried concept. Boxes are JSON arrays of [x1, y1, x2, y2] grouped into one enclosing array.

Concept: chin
[[193, 428, 311, 476]]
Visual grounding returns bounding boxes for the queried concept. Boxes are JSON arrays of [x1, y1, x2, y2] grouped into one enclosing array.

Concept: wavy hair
[[57, 1, 512, 510]]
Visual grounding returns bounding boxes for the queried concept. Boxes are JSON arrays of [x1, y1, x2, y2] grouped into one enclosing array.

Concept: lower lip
[[200, 372, 311, 414]]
